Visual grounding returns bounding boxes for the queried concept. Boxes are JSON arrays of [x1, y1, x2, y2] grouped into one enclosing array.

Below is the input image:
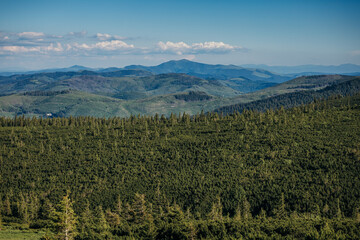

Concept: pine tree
[[234, 204, 242, 221], [77, 201, 95, 239], [40, 198, 54, 220], [273, 193, 287, 219], [51, 193, 77, 240], [354, 206, 360, 223], [208, 196, 223, 221], [3, 195, 12, 216], [0, 210, 2, 231], [94, 206, 110, 238], [336, 198, 343, 219], [242, 198, 252, 220], [115, 195, 123, 218], [17, 192, 29, 223], [132, 193, 147, 224]]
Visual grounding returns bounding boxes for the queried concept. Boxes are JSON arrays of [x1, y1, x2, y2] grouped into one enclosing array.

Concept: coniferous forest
[[0, 93, 360, 239]]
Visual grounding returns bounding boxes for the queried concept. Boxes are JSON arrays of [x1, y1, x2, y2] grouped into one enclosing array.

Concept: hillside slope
[[215, 76, 360, 114], [125, 59, 291, 83]]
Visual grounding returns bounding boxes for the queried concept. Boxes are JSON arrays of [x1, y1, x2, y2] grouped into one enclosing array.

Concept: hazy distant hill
[[241, 63, 360, 75], [0, 71, 242, 100], [0, 65, 96, 76], [124, 59, 291, 83], [0, 70, 153, 96]]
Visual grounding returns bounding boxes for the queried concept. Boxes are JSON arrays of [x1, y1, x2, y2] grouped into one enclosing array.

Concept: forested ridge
[[0, 93, 360, 239], [214, 76, 360, 114]]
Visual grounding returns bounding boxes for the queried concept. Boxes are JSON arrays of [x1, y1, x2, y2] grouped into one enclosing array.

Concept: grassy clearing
[[0, 228, 45, 240]]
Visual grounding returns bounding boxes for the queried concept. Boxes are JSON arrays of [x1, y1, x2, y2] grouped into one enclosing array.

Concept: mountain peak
[[69, 65, 88, 69]]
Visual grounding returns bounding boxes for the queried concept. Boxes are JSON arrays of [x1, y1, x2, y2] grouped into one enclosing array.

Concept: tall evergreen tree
[[51, 193, 77, 240], [77, 201, 96, 239], [273, 193, 287, 219], [208, 196, 223, 221], [94, 206, 110, 238]]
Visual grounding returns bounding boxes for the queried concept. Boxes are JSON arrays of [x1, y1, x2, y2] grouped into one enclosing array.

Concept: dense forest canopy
[[0, 93, 359, 239]]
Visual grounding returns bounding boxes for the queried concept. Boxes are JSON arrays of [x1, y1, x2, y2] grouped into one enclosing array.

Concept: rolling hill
[[0, 73, 358, 118], [214, 76, 360, 114], [125, 59, 291, 83], [0, 57, 359, 120]]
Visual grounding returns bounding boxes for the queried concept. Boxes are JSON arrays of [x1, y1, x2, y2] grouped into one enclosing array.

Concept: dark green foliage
[[22, 90, 73, 96], [0, 93, 360, 238], [215, 77, 360, 114], [174, 91, 213, 102]]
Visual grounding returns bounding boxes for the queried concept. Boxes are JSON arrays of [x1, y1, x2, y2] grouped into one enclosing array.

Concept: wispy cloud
[[156, 41, 243, 55], [65, 31, 87, 39], [17, 32, 45, 39], [0, 42, 64, 54], [0, 31, 244, 57], [93, 33, 127, 41]]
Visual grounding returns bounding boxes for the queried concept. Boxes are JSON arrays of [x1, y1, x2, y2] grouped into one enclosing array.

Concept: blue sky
[[0, 0, 359, 70]]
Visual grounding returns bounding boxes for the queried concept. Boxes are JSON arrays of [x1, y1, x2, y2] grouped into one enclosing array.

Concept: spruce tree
[[274, 193, 287, 219], [77, 201, 95, 239], [0, 210, 2, 231], [51, 193, 77, 240], [208, 196, 223, 221], [3, 195, 12, 216], [242, 198, 252, 220]]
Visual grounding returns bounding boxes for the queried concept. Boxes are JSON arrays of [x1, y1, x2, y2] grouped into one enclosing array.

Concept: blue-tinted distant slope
[[125, 59, 291, 83], [241, 63, 360, 75]]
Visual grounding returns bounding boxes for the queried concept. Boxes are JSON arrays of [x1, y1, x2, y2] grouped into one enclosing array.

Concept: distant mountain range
[[241, 63, 360, 75], [123, 59, 290, 83], [0, 59, 290, 83], [0, 59, 359, 118], [1, 60, 359, 78]]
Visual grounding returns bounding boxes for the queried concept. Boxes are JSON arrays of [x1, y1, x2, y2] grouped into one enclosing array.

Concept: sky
[[0, 0, 359, 70]]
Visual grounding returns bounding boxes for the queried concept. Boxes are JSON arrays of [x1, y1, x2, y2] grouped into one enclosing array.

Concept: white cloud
[[1, 45, 41, 53], [94, 33, 126, 41], [0, 31, 244, 58], [67, 31, 87, 38], [192, 41, 239, 53], [45, 43, 64, 52], [156, 41, 242, 55], [157, 41, 191, 54], [95, 33, 112, 41], [0, 42, 63, 54], [17, 32, 45, 39], [73, 40, 134, 51]]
